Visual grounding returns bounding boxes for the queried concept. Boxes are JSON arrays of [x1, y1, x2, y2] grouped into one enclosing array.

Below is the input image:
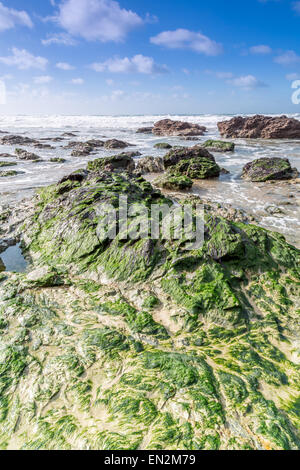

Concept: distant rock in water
[[218, 115, 300, 139], [153, 119, 206, 137], [104, 139, 130, 149], [242, 157, 296, 182], [136, 127, 153, 134], [15, 148, 41, 161], [202, 140, 235, 152], [0, 135, 38, 146]]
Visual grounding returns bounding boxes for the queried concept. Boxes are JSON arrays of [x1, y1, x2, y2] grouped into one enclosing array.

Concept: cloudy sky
[[0, 0, 300, 114]]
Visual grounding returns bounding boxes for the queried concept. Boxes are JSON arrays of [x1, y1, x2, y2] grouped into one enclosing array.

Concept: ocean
[[0, 114, 299, 247]]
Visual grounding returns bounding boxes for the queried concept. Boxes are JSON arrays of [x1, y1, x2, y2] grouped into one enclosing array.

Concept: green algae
[[0, 169, 299, 450]]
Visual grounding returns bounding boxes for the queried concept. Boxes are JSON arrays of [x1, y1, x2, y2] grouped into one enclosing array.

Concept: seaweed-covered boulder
[[0, 168, 299, 451], [242, 157, 296, 182], [0, 170, 20, 177], [153, 119, 206, 137], [163, 146, 215, 169], [169, 157, 221, 179], [135, 156, 164, 174], [154, 143, 172, 150], [218, 115, 300, 139], [154, 174, 193, 190], [87, 155, 135, 172], [202, 140, 235, 152]]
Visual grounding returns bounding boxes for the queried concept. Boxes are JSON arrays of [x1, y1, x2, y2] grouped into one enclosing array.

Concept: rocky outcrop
[[218, 115, 300, 139], [0, 167, 299, 450], [153, 119, 206, 137], [154, 143, 172, 150], [242, 157, 296, 182], [135, 156, 164, 175]]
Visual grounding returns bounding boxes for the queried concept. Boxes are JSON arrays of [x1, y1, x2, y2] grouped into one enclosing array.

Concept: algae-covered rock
[[154, 174, 193, 190], [163, 146, 215, 169], [242, 157, 295, 182], [202, 140, 235, 152], [168, 157, 220, 179], [0, 161, 17, 168], [135, 156, 164, 175], [0, 170, 19, 177], [154, 143, 172, 150], [87, 155, 135, 172], [0, 168, 299, 451]]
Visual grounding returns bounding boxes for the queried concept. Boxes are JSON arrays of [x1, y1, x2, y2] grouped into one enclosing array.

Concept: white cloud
[[274, 50, 300, 65], [34, 75, 53, 84], [250, 45, 272, 54], [292, 2, 300, 14], [56, 62, 75, 70], [0, 48, 48, 70], [150, 29, 223, 56], [71, 78, 84, 84], [216, 72, 234, 79], [286, 73, 300, 80], [0, 2, 33, 32], [91, 55, 168, 74], [42, 33, 77, 46], [53, 0, 143, 42], [228, 75, 267, 89]]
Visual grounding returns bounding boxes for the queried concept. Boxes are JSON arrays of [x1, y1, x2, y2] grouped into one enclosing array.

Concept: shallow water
[[0, 114, 299, 247], [0, 243, 28, 273]]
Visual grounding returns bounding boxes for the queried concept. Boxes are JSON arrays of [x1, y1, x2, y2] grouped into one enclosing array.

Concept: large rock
[[242, 157, 296, 182], [135, 156, 164, 175], [87, 155, 135, 172], [169, 158, 221, 179], [218, 115, 300, 139], [163, 146, 215, 169], [104, 139, 130, 149], [153, 119, 206, 137], [202, 140, 235, 152], [15, 149, 41, 161]]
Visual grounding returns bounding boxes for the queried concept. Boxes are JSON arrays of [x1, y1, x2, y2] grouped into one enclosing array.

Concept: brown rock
[[218, 115, 300, 139], [153, 119, 206, 137], [136, 127, 153, 134]]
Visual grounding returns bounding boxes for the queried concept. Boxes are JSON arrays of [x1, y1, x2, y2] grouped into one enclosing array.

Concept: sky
[[0, 0, 300, 115]]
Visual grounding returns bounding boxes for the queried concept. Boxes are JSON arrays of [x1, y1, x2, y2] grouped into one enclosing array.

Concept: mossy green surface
[[0, 170, 299, 450]]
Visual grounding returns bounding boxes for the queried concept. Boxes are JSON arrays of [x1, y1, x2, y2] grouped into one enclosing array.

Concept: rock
[[135, 156, 164, 174], [61, 132, 78, 137], [0, 257, 5, 272], [218, 115, 300, 139], [153, 119, 206, 137], [0, 170, 20, 177], [136, 127, 153, 134], [163, 146, 214, 169], [49, 158, 66, 163], [0, 168, 300, 451], [33, 143, 55, 150], [0, 161, 17, 167], [0, 153, 14, 158], [154, 143, 172, 150], [115, 151, 142, 158], [15, 148, 41, 161], [59, 169, 89, 184], [71, 149, 92, 157], [220, 168, 230, 175], [168, 158, 221, 179], [86, 139, 105, 148], [202, 140, 235, 152], [87, 155, 135, 172], [242, 157, 295, 182], [0, 135, 38, 145], [154, 174, 193, 190], [104, 139, 130, 149]]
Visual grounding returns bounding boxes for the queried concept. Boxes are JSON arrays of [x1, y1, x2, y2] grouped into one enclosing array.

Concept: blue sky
[[0, 0, 300, 114]]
